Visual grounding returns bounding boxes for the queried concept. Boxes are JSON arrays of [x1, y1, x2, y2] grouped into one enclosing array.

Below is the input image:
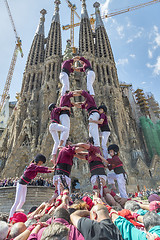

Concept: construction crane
[[63, 0, 80, 53], [63, 0, 160, 42], [0, 0, 23, 113]]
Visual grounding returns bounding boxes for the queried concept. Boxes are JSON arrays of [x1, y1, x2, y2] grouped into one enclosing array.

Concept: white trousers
[[59, 72, 69, 96], [89, 112, 100, 147], [107, 172, 128, 198], [9, 183, 27, 219], [91, 175, 107, 197], [53, 175, 71, 195], [49, 123, 69, 155], [100, 131, 110, 159], [59, 114, 70, 146], [86, 70, 95, 96]]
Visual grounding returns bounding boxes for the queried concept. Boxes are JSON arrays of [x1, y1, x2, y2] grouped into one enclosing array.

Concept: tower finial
[[52, 0, 61, 23], [80, 0, 89, 19], [93, 2, 104, 29], [35, 9, 47, 35]]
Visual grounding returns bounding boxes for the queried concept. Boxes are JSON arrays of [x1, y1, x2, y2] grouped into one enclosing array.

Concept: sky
[[0, 0, 160, 104]]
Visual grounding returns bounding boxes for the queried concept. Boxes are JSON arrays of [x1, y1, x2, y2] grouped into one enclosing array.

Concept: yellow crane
[[63, 0, 80, 53], [0, 0, 23, 113], [63, 0, 160, 43]]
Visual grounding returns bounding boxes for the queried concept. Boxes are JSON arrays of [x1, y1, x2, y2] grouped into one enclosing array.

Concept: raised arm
[[74, 142, 90, 150], [89, 118, 104, 124], [95, 153, 109, 164], [70, 210, 90, 228]]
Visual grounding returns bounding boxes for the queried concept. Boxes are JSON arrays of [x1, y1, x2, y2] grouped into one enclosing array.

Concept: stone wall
[[0, 186, 54, 214]]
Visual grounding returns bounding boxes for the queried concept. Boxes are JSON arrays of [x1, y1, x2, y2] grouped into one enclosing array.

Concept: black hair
[[87, 137, 94, 145], [48, 103, 56, 111], [34, 154, 46, 164], [98, 105, 107, 113], [108, 144, 119, 155]]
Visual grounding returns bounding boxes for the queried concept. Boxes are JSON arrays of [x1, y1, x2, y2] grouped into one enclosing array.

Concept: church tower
[[38, 0, 62, 145], [79, 0, 95, 57]]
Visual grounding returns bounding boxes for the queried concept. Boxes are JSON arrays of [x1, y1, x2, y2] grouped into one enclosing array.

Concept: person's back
[[71, 204, 123, 240]]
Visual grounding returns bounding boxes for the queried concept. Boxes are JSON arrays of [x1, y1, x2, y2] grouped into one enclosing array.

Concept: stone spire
[[79, 0, 95, 55], [25, 9, 46, 69], [80, 0, 89, 19], [52, 0, 61, 23], [45, 0, 62, 58], [93, 2, 104, 29], [35, 9, 47, 35], [93, 2, 114, 61], [22, 9, 46, 94]]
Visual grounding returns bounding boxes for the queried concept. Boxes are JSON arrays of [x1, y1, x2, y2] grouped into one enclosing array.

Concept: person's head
[[149, 201, 160, 213], [9, 222, 26, 239], [53, 208, 70, 223], [0, 221, 9, 240], [90, 204, 109, 222], [10, 212, 27, 224], [98, 105, 107, 114], [48, 103, 56, 112], [41, 222, 69, 240], [66, 139, 72, 146], [143, 211, 160, 231], [108, 144, 119, 157], [124, 201, 141, 212], [87, 137, 94, 145], [65, 90, 69, 94], [0, 212, 9, 222], [34, 154, 46, 165]]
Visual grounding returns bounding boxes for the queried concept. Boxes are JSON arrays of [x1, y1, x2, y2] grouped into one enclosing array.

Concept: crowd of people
[[0, 177, 54, 188], [1, 57, 160, 239]]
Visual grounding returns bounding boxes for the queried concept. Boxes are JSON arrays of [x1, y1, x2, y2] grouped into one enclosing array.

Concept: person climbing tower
[[73, 56, 95, 96], [48, 103, 70, 163]]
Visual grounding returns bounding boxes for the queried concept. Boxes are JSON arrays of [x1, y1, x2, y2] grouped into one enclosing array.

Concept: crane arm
[[4, 0, 19, 41], [63, 0, 160, 30], [102, 0, 160, 19], [0, 45, 19, 112]]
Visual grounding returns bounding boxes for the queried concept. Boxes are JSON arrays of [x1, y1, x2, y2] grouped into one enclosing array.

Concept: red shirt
[[79, 57, 91, 72], [60, 92, 74, 108], [86, 144, 102, 163], [107, 155, 123, 170], [62, 59, 74, 74], [23, 163, 51, 180], [50, 107, 61, 123], [81, 91, 97, 111], [56, 145, 76, 165]]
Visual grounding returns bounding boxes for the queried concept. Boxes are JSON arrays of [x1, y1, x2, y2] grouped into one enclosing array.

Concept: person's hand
[[146, 232, 159, 240], [89, 119, 94, 123], [95, 153, 101, 157]]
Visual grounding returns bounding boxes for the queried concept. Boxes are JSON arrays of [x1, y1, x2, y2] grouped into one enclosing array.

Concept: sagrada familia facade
[[0, 0, 160, 191]]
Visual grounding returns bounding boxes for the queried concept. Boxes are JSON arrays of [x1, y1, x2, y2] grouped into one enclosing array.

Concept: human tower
[[9, 57, 128, 220]]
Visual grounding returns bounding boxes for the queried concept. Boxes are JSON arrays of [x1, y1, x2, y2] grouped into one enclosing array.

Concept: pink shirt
[[56, 145, 76, 165], [23, 163, 51, 180]]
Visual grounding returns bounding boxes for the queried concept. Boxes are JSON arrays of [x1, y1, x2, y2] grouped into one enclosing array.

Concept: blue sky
[[0, 0, 160, 104]]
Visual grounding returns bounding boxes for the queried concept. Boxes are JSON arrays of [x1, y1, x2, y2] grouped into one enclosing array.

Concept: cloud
[[116, 58, 128, 65], [129, 54, 136, 59], [148, 25, 160, 57], [146, 56, 160, 75], [141, 81, 146, 85], [101, 0, 112, 14], [148, 49, 153, 59], [116, 25, 125, 39]]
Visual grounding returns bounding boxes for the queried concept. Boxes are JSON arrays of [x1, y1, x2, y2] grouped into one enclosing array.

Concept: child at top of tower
[[89, 104, 111, 159], [96, 144, 128, 199], [9, 154, 55, 220], [48, 103, 70, 163], [73, 56, 95, 96], [60, 59, 76, 96]]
